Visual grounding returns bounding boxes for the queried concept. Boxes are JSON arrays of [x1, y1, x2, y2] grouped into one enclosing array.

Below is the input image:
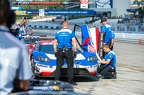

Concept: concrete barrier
[[34, 29, 144, 44]]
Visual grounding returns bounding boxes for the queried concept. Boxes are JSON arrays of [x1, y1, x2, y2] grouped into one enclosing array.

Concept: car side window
[[35, 42, 39, 51]]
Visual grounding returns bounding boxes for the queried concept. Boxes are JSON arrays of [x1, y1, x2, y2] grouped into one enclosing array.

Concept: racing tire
[[31, 56, 37, 78]]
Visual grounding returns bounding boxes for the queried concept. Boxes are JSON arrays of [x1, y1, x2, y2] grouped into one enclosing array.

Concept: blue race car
[[29, 39, 98, 77]]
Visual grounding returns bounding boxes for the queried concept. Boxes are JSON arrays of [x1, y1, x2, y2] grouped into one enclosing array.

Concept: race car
[[28, 79, 74, 91], [22, 36, 40, 58], [22, 36, 40, 45], [51, 16, 65, 22], [29, 39, 98, 77]]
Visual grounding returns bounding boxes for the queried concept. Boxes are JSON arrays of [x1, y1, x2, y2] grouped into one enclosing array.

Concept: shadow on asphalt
[[36, 76, 100, 82]]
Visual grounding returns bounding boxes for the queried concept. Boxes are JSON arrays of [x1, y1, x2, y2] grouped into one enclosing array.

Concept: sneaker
[[96, 73, 102, 77], [113, 72, 117, 79], [101, 76, 113, 79]]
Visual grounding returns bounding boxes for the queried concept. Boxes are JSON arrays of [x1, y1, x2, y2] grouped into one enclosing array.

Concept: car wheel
[[31, 56, 36, 75]]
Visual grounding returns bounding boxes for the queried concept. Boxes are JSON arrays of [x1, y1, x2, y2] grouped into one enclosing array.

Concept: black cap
[[100, 18, 107, 23]]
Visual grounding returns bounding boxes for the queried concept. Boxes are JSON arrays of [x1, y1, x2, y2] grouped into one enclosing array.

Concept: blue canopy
[[126, 9, 138, 13]]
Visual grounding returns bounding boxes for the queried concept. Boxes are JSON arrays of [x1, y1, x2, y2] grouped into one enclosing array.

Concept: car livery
[[29, 39, 98, 77], [22, 36, 40, 58], [29, 79, 74, 92]]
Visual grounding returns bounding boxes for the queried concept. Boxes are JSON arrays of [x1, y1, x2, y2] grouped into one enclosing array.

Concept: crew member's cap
[[100, 18, 107, 23]]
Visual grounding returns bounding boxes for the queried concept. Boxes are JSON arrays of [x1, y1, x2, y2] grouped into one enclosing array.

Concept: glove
[[55, 52, 58, 57], [73, 52, 77, 58]]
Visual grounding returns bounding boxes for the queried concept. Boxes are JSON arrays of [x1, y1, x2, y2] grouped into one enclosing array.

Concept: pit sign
[[39, 9, 45, 16], [80, 0, 88, 9]]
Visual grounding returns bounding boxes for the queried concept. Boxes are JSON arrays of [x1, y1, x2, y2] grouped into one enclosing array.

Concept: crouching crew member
[[97, 44, 117, 79]]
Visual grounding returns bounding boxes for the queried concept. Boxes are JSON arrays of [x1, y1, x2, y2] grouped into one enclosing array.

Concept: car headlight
[[36, 56, 50, 62], [87, 56, 98, 62]]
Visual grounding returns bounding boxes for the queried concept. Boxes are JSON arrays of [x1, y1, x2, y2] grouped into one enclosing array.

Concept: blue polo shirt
[[101, 24, 115, 44], [55, 29, 75, 48], [0, 26, 32, 95], [104, 51, 116, 69]]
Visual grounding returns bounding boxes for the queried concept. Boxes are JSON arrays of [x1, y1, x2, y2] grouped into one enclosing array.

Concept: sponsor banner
[[117, 26, 125, 31], [12, 6, 22, 10], [95, 0, 113, 8], [80, 0, 88, 9], [15, 10, 26, 15], [26, 10, 94, 16], [15, 0, 32, 1], [13, 2, 61, 5], [29, 2, 60, 5], [111, 26, 115, 31], [127, 26, 136, 31], [94, 24, 144, 32], [138, 26, 144, 32], [13, 2, 80, 5]]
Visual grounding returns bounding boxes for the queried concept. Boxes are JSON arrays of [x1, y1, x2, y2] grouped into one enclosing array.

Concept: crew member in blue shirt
[[101, 18, 115, 50], [0, 0, 32, 94], [97, 44, 117, 79], [53, 21, 77, 85]]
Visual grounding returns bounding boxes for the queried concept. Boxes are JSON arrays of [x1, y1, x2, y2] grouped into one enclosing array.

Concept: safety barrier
[[28, 24, 144, 32], [115, 38, 143, 44], [33, 29, 144, 45], [28, 25, 61, 30]]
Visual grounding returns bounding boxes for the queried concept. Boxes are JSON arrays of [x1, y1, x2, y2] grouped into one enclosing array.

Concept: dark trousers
[[55, 48, 74, 83], [97, 65, 115, 78]]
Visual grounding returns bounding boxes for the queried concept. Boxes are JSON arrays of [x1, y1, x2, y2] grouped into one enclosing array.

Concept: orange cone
[[138, 38, 142, 44]]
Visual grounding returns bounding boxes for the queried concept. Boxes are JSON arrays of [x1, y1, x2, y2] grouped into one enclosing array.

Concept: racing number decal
[[80, 0, 88, 4]]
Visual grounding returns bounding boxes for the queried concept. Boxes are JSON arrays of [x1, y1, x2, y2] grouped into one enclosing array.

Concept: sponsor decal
[[80, 0, 88, 8]]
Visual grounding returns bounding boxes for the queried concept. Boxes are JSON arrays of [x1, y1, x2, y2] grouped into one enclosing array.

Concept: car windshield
[[23, 39, 39, 44], [39, 45, 54, 53], [39, 45, 81, 53]]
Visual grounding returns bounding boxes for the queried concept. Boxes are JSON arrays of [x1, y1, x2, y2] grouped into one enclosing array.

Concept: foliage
[[133, 0, 144, 15], [133, 0, 144, 4], [139, 8, 144, 14]]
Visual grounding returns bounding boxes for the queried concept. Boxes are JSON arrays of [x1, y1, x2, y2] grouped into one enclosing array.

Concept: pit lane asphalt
[[34, 35, 144, 95], [73, 42, 144, 95]]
